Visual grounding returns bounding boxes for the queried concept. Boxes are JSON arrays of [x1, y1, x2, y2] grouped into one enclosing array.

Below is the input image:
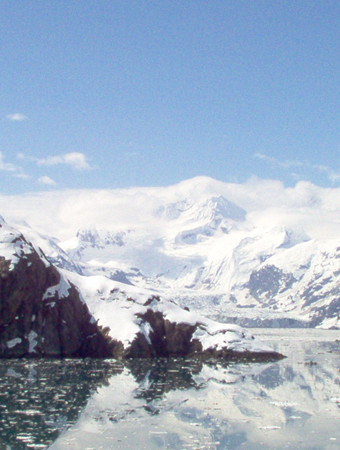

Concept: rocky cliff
[[0, 217, 111, 357]]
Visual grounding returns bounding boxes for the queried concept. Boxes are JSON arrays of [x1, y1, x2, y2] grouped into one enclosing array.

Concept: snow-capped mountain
[[2, 176, 340, 328], [56, 200, 339, 328], [63, 222, 340, 328], [0, 215, 280, 360]]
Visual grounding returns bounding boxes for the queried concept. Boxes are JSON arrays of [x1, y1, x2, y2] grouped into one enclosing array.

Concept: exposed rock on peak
[[76, 228, 128, 248]]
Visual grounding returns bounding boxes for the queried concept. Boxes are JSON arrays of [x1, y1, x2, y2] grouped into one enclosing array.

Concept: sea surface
[[1, 329, 340, 450]]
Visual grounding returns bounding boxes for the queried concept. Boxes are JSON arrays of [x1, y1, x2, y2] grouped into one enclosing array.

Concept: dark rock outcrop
[[124, 309, 199, 358], [0, 228, 112, 358]]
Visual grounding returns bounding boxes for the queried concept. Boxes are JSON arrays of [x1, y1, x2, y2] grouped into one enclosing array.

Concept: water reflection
[[0, 359, 123, 449], [0, 330, 340, 450]]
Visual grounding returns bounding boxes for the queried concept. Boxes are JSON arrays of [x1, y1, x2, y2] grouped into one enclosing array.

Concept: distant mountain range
[[1, 176, 339, 329]]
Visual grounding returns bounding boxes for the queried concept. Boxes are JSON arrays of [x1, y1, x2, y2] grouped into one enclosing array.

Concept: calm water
[[1, 329, 340, 450]]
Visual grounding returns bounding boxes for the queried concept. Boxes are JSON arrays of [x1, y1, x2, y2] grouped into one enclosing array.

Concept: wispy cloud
[[317, 165, 340, 183], [6, 113, 28, 122], [254, 153, 340, 184], [0, 151, 30, 177], [14, 173, 31, 180], [254, 153, 304, 170], [18, 152, 92, 170], [36, 152, 91, 170], [0, 152, 19, 172], [38, 176, 57, 186]]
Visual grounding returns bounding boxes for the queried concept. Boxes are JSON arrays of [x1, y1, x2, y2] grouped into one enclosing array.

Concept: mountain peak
[[198, 196, 246, 222], [156, 195, 246, 224]]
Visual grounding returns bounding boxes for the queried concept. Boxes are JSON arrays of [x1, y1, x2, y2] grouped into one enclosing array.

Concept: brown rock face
[[123, 307, 283, 361], [123, 307, 200, 358], [0, 236, 112, 358]]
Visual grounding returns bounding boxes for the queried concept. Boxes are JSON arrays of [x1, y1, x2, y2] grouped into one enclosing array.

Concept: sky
[[1, 1, 340, 194]]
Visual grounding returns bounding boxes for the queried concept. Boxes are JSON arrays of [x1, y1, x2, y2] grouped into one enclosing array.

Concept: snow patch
[[140, 321, 153, 345], [193, 322, 273, 353], [28, 330, 38, 353], [43, 275, 72, 300], [7, 338, 22, 349]]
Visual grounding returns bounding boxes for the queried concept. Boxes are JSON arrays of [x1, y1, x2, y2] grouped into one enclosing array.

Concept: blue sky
[[1, 1, 340, 194]]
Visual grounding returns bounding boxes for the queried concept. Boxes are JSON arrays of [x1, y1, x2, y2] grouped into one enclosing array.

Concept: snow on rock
[[65, 270, 283, 360], [13, 221, 83, 274], [0, 218, 35, 270], [43, 276, 72, 301], [28, 330, 38, 353], [194, 195, 246, 223], [7, 338, 22, 349], [0, 216, 113, 358], [65, 228, 133, 263]]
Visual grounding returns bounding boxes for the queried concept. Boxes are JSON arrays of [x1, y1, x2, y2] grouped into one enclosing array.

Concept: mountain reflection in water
[[0, 329, 340, 450]]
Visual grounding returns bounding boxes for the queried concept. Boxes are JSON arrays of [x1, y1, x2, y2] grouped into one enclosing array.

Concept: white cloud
[[1, 176, 340, 243], [6, 113, 28, 121], [38, 176, 57, 186], [254, 153, 340, 184], [37, 152, 91, 170]]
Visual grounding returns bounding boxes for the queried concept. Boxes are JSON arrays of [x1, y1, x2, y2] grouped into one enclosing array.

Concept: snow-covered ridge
[[64, 269, 276, 357]]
